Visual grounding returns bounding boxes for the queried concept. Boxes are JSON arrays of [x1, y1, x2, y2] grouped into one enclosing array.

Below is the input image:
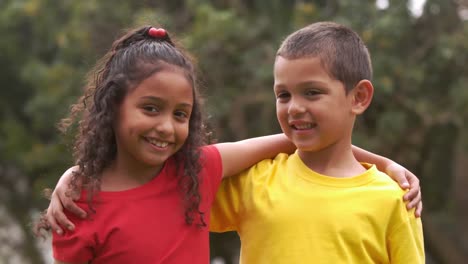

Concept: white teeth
[[155, 141, 168, 148], [148, 138, 169, 148], [295, 124, 313, 130]]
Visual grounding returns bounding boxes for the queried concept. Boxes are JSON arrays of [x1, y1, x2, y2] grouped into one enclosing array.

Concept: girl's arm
[[352, 145, 422, 217], [54, 260, 87, 264], [47, 134, 295, 234], [215, 133, 296, 178]]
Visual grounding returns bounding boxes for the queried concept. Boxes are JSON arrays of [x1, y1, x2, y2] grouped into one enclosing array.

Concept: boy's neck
[[297, 143, 366, 178]]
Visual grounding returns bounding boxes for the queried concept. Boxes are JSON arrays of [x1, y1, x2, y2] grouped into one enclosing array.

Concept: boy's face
[[273, 56, 356, 153]]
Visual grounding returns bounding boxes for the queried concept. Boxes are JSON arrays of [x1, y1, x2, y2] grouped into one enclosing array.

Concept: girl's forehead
[[130, 69, 194, 104]]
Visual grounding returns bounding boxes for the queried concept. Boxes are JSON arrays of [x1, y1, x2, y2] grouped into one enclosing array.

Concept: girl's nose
[[154, 115, 174, 137]]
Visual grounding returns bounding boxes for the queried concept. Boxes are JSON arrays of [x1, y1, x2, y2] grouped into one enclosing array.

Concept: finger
[[415, 201, 423, 218], [60, 185, 86, 218], [386, 165, 410, 190], [50, 190, 84, 230], [403, 174, 420, 201], [391, 169, 409, 189], [405, 171, 421, 201], [397, 176, 410, 190], [403, 185, 419, 201], [49, 192, 77, 231], [407, 171, 420, 187], [63, 199, 87, 218], [46, 210, 63, 235], [406, 190, 421, 210], [53, 208, 76, 231]]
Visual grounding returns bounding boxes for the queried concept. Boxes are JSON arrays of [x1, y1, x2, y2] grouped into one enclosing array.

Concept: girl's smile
[[113, 68, 193, 179]]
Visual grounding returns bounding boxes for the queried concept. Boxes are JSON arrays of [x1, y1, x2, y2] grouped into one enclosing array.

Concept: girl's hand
[[384, 163, 423, 217], [46, 167, 86, 235]]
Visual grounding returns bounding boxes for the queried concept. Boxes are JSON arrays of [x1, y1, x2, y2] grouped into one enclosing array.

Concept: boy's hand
[[385, 163, 423, 217], [46, 167, 87, 235]]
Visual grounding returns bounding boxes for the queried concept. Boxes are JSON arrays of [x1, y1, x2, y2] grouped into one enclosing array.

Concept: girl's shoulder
[[197, 145, 223, 200]]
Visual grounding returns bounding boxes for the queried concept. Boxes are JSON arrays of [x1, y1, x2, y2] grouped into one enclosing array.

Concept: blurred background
[[0, 0, 467, 263]]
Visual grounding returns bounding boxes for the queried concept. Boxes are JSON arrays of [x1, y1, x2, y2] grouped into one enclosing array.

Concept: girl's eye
[[174, 111, 189, 120], [143, 105, 159, 113]]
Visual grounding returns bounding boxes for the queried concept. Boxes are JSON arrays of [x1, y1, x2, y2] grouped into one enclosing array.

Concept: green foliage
[[1, 0, 467, 262]]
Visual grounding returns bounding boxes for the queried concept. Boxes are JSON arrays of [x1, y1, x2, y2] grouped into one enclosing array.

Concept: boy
[[210, 21, 424, 263]]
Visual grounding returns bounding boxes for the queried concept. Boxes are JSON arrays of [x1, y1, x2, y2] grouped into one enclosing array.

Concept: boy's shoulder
[[366, 166, 407, 198], [250, 152, 295, 170], [232, 152, 294, 181]]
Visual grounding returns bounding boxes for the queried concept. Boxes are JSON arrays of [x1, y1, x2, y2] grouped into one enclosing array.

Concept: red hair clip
[[148, 27, 167, 38]]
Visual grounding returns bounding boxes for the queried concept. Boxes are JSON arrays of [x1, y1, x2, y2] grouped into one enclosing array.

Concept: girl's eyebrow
[[140, 96, 193, 108], [140, 95, 163, 101]]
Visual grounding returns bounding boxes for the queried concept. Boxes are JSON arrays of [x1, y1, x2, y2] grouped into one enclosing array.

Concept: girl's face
[[114, 69, 193, 172]]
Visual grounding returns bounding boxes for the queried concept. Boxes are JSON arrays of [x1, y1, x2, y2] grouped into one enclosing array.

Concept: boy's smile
[[273, 56, 356, 155]]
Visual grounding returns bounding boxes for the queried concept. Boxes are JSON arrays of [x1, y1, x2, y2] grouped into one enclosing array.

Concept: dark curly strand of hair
[[36, 25, 208, 232]]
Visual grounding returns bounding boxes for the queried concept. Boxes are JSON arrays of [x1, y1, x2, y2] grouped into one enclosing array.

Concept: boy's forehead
[[274, 56, 327, 76], [274, 55, 324, 68], [273, 56, 341, 89]]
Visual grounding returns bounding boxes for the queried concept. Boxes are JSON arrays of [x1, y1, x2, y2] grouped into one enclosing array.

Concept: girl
[[38, 25, 421, 263], [36, 25, 296, 264]]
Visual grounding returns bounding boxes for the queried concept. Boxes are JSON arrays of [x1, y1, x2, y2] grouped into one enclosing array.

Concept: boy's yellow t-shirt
[[210, 152, 424, 264]]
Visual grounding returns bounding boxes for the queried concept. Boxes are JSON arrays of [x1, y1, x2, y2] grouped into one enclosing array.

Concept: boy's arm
[[46, 166, 86, 235], [215, 133, 295, 178], [352, 145, 422, 217]]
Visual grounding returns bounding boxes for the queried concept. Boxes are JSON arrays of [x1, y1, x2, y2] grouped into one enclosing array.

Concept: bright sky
[[376, 0, 427, 17]]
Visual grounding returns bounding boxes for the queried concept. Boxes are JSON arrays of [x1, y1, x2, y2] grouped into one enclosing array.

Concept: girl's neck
[[298, 141, 366, 178], [100, 159, 164, 192]]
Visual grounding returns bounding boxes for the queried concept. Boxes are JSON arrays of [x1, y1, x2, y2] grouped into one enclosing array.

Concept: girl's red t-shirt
[[53, 145, 223, 264]]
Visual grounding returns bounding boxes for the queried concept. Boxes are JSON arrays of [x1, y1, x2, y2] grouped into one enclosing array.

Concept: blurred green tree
[[0, 0, 466, 263]]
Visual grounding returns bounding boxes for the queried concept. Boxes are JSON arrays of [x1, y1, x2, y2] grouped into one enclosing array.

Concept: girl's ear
[[350, 80, 374, 115]]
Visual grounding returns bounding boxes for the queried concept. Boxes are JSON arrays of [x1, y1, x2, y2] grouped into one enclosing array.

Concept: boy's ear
[[350, 80, 374, 114]]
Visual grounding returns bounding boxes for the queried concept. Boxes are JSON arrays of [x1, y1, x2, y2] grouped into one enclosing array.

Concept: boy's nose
[[287, 99, 306, 116]]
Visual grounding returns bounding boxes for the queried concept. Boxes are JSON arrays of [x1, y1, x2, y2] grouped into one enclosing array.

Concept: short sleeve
[[210, 174, 244, 232], [210, 155, 284, 232], [210, 160, 266, 232], [199, 145, 224, 203], [387, 208, 425, 263], [52, 211, 95, 262]]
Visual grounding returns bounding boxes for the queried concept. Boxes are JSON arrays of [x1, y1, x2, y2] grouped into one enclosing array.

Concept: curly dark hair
[[36, 25, 208, 233]]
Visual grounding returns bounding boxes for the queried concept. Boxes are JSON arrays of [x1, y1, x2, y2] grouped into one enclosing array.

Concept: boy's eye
[[305, 89, 320, 96], [276, 92, 290, 100]]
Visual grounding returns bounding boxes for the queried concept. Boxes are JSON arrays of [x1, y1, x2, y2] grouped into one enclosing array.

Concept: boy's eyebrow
[[297, 80, 328, 88], [274, 80, 328, 89]]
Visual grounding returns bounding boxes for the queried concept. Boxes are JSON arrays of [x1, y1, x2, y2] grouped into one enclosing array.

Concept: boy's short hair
[[276, 21, 372, 92]]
